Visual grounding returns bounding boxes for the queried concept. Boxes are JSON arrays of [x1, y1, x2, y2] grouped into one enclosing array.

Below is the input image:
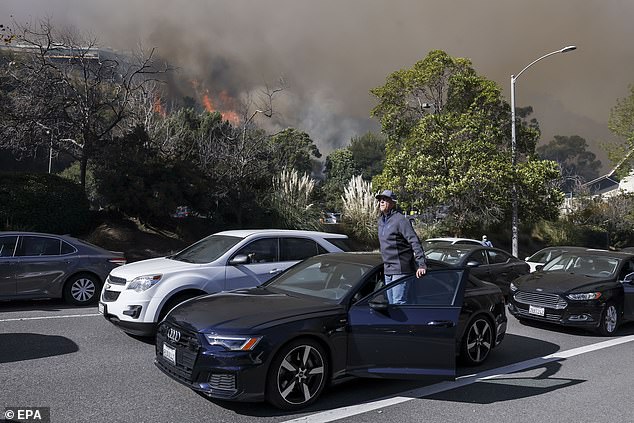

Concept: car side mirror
[[229, 254, 251, 265], [525, 257, 530, 261], [624, 272, 634, 284], [369, 294, 389, 312], [466, 260, 480, 267], [536, 265, 544, 272]]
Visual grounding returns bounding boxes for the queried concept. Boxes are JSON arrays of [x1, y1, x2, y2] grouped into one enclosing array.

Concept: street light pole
[[510, 45, 576, 257]]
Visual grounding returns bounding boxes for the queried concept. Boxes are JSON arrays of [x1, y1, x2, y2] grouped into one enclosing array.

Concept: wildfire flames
[[192, 80, 240, 124], [153, 96, 166, 117]]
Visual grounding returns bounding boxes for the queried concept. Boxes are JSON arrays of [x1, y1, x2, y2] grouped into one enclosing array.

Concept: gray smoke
[[3, 0, 632, 166]]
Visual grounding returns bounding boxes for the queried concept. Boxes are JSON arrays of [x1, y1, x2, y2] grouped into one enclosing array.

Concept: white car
[[423, 237, 485, 250], [99, 229, 351, 336]]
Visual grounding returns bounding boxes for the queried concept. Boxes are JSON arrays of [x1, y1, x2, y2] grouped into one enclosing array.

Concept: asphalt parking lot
[[1, 299, 634, 423]]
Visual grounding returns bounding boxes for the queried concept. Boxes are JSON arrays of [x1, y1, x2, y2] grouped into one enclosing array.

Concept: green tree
[[269, 128, 322, 175], [608, 83, 634, 177], [322, 149, 357, 211], [91, 126, 207, 222], [537, 135, 602, 192], [371, 50, 562, 233], [348, 132, 387, 181]]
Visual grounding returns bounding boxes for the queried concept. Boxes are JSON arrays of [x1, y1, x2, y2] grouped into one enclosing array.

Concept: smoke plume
[[3, 0, 633, 166]]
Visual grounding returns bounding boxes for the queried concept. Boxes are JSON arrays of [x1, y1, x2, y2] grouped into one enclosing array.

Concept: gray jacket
[[377, 210, 427, 275]]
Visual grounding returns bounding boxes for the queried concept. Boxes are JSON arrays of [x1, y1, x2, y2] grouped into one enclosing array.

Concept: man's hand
[[416, 267, 426, 278]]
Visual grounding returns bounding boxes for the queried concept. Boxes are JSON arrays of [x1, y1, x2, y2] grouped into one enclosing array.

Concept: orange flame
[[153, 96, 166, 117], [191, 81, 240, 124], [202, 92, 214, 113]]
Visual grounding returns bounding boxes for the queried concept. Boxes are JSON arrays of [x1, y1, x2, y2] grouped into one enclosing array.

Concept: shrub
[[0, 172, 90, 234], [268, 169, 321, 230], [341, 175, 378, 248]]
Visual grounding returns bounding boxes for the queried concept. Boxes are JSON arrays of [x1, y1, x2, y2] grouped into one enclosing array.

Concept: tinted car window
[[468, 249, 487, 265], [280, 238, 321, 261], [236, 238, 278, 263], [61, 241, 76, 254], [0, 236, 18, 257], [385, 270, 462, 306], [487, 250, 509, 264], [18, 236, 61, 256]]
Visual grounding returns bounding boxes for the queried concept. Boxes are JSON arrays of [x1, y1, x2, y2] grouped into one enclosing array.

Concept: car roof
[[426, 237, 483, 244], [554, 249, 634, 259], [426, 244, 486, 251], [0, 231, 76, 241], [214, 229, 348, 239]]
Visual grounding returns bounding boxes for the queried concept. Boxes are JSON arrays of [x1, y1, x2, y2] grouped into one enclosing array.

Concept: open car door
[[346, 269, 466, 379]]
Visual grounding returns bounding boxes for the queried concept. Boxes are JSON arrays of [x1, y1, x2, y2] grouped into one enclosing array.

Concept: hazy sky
[[2, 0, 633, 169]]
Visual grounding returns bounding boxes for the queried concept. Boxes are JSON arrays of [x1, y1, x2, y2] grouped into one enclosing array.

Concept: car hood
[[109, 257, 199, 278], [165, 287, 341, 333], [514, 271, 615, 293]]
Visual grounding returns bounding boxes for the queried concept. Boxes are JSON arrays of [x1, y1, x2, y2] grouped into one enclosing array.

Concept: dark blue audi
[[154, 252, 507, 410]]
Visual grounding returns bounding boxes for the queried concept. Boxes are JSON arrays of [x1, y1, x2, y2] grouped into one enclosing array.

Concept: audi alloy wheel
[[266, 339, 328, 410], [460, 316, 493, 366]]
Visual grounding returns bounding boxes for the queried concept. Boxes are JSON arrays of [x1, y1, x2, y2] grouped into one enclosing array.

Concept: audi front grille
[[156, 323, 200, 383]]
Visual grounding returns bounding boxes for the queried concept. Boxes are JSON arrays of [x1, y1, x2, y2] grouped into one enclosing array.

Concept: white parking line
[[0, 313, 101, 322], [283, 335, 634, 423]]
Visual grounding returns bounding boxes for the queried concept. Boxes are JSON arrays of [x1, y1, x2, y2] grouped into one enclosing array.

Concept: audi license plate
[[529, 305, 545, 316], [163, 343, 176, 365]]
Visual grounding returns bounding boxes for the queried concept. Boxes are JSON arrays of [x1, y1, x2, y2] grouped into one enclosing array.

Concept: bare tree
[[0, 18, 169, 188]]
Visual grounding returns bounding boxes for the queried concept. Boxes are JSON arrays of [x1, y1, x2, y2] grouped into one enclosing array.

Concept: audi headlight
[[566, 292, 602, 301], [204, 335, 262, 351], [126, 274, 163, 292], [510, 282, 518, 292]]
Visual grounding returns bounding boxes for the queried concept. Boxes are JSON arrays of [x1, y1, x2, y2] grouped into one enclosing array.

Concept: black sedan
[[0, 231, 126, 305], [155, 252, 507, 410], [424, 244, 530, 298], [508, 250, 634, 335]]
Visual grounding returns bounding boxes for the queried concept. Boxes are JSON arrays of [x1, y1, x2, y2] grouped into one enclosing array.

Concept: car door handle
[[269, 268, 282, 274], [427, 320, 455, 328]]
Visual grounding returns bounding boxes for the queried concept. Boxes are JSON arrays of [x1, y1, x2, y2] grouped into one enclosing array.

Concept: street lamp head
[[560, 45, 577, 53]]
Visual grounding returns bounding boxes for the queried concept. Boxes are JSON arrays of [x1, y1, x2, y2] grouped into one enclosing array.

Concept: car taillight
[[109, 258, 127, 266]]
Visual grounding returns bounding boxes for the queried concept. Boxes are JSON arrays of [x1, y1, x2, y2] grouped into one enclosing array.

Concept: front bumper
[[100, 286, 161, 335], [154, 322, 270, 402], [508, 295, 604, 329]]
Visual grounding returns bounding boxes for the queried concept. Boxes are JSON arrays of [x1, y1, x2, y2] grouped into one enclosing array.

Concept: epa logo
[[4, 407, 50, 422]]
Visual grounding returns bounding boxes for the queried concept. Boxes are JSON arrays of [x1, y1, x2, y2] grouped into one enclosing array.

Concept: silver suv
[[99, 229, 352, 336]]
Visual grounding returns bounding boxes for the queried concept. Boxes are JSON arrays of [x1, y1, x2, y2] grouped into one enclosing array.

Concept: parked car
[[508, 250, 634, 335], [155, 252, 507, 410], [524, 246, 589, 272], [99, 229, 352, 336], [423, 237, 485, 250], [321, 212, 341, 224], [424, 244, 530, 298], [0, 231, 126, 305]]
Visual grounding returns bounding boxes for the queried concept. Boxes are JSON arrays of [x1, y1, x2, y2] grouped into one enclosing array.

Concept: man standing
[[482, 235, 493, 247], [376, 190, 427, 304]]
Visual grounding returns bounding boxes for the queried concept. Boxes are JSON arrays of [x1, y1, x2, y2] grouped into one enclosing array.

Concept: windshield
[[527, 248, 566, 264], [171, 235, 243, 264], [265, 256, 374, 302], [542, 253, 619, 277]]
